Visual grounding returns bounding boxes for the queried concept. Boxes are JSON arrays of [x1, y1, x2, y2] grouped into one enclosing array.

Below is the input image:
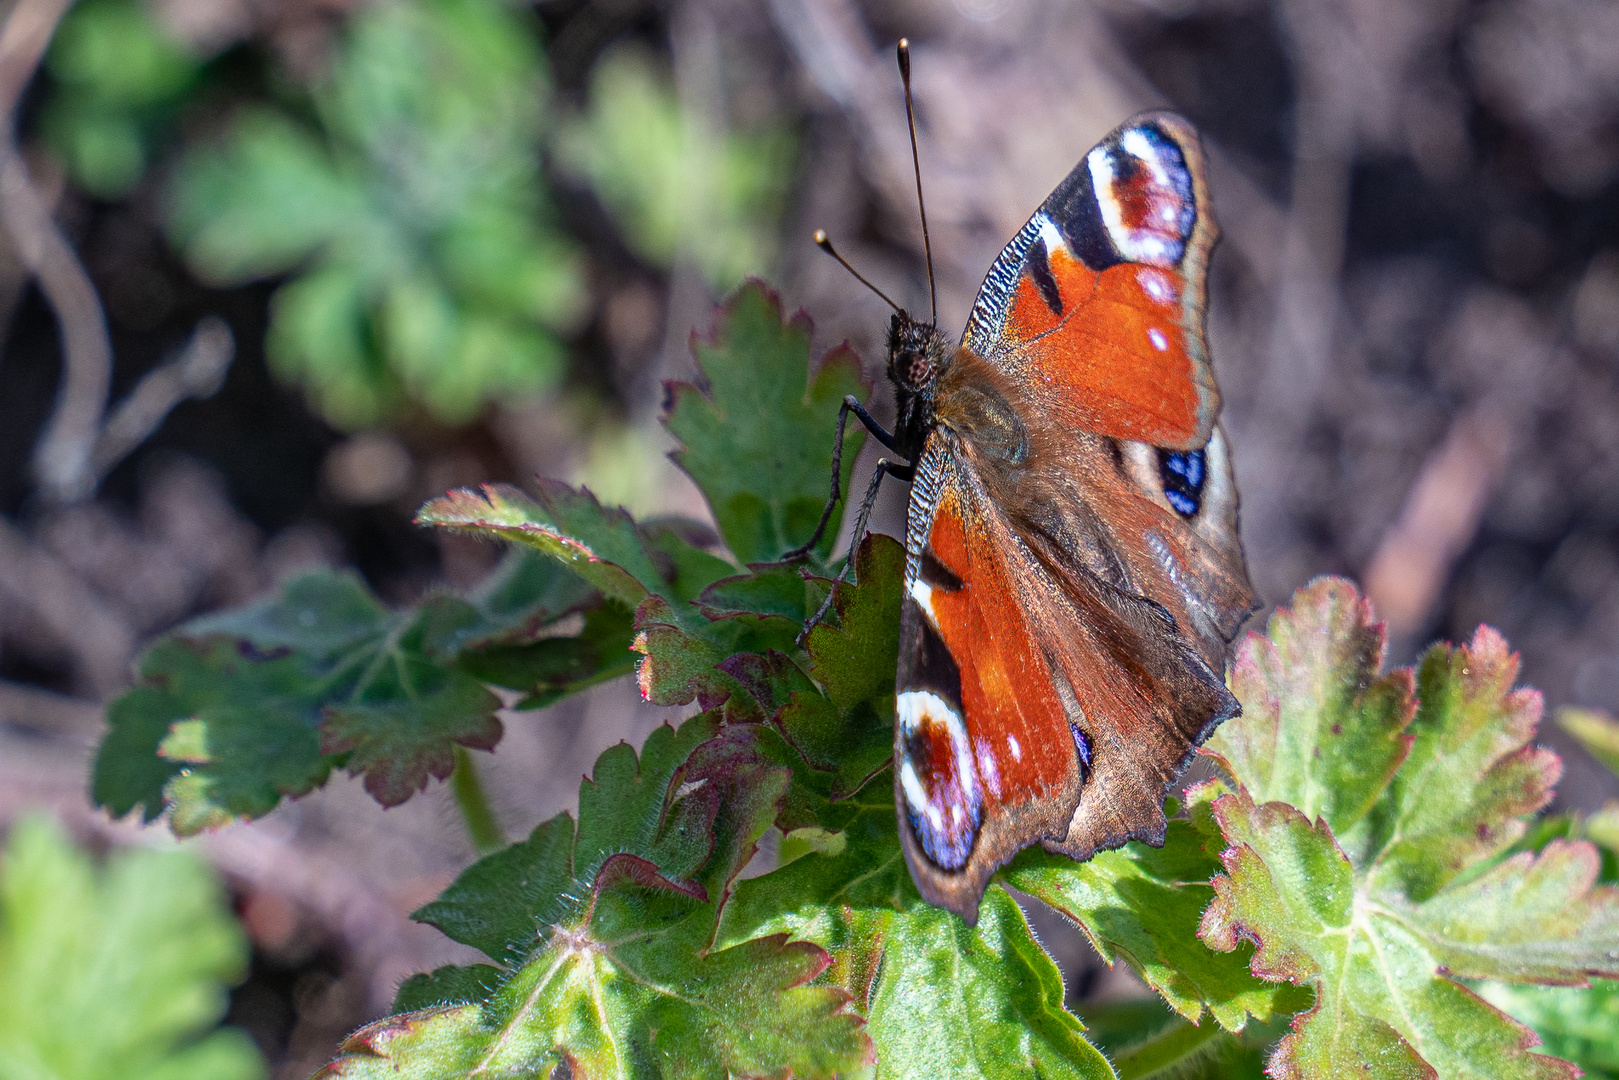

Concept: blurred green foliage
[[557, 46, 795, 290], [0, 815, 263, 1080], [169, 0, 586, 428], [40, 0, 796, 430], [43, 0, 202, 198]]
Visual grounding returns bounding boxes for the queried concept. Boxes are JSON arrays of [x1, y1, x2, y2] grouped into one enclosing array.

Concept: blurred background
[[0, 0, 1616, 1074]]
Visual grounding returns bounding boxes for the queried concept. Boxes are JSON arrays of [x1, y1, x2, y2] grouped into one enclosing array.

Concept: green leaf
[[775, 534, 903, 797], [1006, 783, 1290, 1031], [96, 552, 627, 831], [1204, 577, 1415, 836], [327, 714, 872, 1079], [0, 814, 264, 1080], [865, 890, 1113, 1079], [557, 46, 796, 289], [42, 0, 201, 197], [664, 281, 870, 564], [718, 774, 1111, 1078], [1199, 578, 1618, 1079], [1478, 978, 1619, 1078], [166, 0, 584, 426]]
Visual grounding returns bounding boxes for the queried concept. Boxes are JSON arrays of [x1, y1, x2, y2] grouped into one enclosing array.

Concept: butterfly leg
[[783, 395, 903, 562], [796, 456, 914, 644]]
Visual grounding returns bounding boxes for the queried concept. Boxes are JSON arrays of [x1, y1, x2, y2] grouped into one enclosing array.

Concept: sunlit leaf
[[665, 282, 871, 564], [1200, 578, 1617, 1079]]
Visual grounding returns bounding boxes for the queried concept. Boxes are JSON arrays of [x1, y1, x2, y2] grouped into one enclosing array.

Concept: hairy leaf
[[664, 281, 870, 564], [718, 778, 1111, 1078], [329, 714, 872, 1079], [1006, 783, 1292, 1032], [0, 815, 263, 1080], [1200, 578, 1618, 1079]]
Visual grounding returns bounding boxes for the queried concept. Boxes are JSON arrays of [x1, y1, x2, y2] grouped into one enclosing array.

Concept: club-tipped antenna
[[897, 38, 937, 326], [814, 229, 902, 315]]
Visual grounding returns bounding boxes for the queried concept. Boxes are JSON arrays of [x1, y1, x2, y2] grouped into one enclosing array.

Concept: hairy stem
[[1110, 1014, 1229, 1080], [452, 746, 505, 855]]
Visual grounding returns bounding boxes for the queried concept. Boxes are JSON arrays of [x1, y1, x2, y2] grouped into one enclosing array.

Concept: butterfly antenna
[[813, 229, 902, 315], [897, 38, 937, 326]]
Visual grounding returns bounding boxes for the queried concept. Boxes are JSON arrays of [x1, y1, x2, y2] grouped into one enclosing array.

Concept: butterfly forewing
[[960, 112, 1221, 452]]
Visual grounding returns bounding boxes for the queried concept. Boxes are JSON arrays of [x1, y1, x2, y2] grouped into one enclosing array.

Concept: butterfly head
[[887, 311, 950, 394]]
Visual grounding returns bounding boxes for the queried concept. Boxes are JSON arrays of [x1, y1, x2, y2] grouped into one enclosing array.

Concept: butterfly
[[791, 43, 1256, 923]]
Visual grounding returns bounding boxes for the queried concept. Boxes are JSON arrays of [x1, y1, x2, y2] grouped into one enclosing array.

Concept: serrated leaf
[[1006, 781, 1288, 1032], [774, 534, 902, 797], [1366, 627, 1559, 900], [0, 814, 263, 1080], [332, 714, 871, 1079], [97, 555, 623, 831], [664, 281, 870, 564], [1199, 580, 1618, 1079], [321, 673, 502, 806], [417, 481, 669, 608], [1205, 577, 1415, 835]]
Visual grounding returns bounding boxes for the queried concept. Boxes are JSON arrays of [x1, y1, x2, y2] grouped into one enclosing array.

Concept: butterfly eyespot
[[1070, 724, 1093, 782], [897, 690, 983, 871], [1157, 448, 1206, 517]]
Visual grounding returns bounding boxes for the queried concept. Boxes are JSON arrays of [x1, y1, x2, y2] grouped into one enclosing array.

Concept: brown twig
[[89, 316, 235, 483], [0, 0, 115, 504]]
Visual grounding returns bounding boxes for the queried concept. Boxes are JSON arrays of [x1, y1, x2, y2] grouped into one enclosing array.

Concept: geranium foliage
[[93, 282, 1619, 1078]]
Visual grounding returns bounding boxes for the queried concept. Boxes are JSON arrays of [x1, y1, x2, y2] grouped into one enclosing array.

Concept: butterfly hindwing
[[960, 112, 1220, 452], [896, 425, 1244, 919]]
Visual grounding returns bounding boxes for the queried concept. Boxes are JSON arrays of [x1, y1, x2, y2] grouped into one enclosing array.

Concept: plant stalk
[[452, 746, 504, 855], [1110, 1015, 1229, 1080]]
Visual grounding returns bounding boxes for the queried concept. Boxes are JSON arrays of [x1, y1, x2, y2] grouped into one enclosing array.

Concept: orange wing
[[960, 112, 1220, 451]]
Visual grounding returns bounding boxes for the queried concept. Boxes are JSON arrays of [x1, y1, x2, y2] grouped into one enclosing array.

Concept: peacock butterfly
[[791, 41, 1256, 922]]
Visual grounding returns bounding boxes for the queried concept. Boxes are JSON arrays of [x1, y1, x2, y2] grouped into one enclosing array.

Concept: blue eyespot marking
[[1157, 448, 1206, 518], [1071, 723, 1092, 782]]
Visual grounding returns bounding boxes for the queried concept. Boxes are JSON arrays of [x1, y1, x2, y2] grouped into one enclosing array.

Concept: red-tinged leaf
[[1200, 787, 1580, 1080], [319, 675, 502, 806], [1204, 576, 1415, 835], [1202, 579, 1606, 1078], [416, 481, 662, 608], [1368, 626, 1559, 900], [1403, 839, 1619, 983], [664, 280, 871, 565]]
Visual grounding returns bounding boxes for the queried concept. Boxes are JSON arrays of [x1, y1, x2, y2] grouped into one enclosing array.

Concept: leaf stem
[[452, 746, 504, 855], [1109, 1014, 1228, 1080]]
